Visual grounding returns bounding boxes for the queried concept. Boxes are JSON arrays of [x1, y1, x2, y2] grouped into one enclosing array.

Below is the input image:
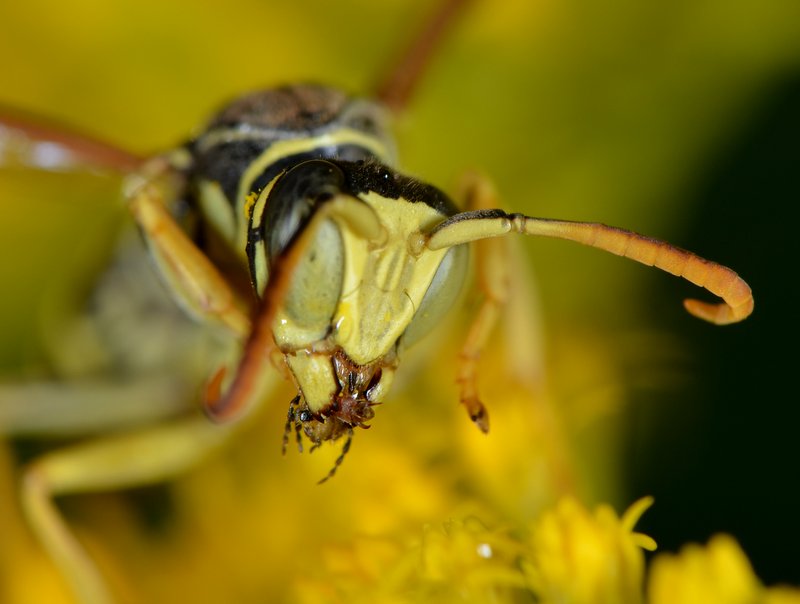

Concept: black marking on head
[[193, 139, 269, 205], [246, 158, 459, 291], [196, 140, 376, 211], [249, 145, 374, 194], [339, 159, 459, 217]]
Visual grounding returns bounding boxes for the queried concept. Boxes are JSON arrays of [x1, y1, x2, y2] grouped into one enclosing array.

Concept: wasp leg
[[20, 416, 232, 604], [0, 364, 280, 604], [0, 105, 142, 173], [0, 375, 189, 437], [452, 173, 515, 433], [125, 157, 251, 338]]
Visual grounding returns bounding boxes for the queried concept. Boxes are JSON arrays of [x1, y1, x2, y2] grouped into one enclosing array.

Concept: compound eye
[[401, 243, 469, 349], [264, 160, 346, 333]]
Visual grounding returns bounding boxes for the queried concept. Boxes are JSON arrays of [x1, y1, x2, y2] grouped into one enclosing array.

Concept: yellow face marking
[[332, 192, 450, 365]]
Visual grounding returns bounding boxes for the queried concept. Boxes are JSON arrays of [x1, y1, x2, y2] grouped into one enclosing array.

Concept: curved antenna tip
[[683, 296, 754, 326]]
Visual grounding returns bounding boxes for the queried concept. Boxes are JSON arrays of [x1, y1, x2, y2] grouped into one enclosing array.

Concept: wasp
[[0, 0, 753, 602]]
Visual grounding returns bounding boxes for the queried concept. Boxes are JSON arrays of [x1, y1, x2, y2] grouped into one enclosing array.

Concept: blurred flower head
[[648, 535, 800, 604]]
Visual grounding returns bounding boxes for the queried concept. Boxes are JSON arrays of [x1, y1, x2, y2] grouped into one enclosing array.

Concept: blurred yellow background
[[1, 0, 798, 602]]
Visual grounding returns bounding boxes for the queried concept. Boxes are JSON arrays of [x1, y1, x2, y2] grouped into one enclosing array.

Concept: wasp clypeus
[[0, 0, 753, 602]]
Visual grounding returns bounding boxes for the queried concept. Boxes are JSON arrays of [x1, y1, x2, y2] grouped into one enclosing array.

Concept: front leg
[[455, 173, 511, 433], [19, 410, 252, 604], [124, 155, 251, 338]]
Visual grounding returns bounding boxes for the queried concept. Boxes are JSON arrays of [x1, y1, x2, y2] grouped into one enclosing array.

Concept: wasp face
[[258, 159, 466, 452]]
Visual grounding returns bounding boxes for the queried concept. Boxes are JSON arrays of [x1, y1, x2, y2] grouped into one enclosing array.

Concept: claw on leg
[[459, 389, 490, 433]]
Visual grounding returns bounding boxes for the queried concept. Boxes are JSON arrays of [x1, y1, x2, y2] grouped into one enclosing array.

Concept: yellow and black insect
[[0, 1, 753, 602]]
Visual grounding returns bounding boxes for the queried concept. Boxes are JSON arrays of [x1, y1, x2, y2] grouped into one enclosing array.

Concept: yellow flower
[[293, 512, 531, 604], [523, 496, 657, 604], [293, 496, 658, 604], [647, 534, 800, 604]]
